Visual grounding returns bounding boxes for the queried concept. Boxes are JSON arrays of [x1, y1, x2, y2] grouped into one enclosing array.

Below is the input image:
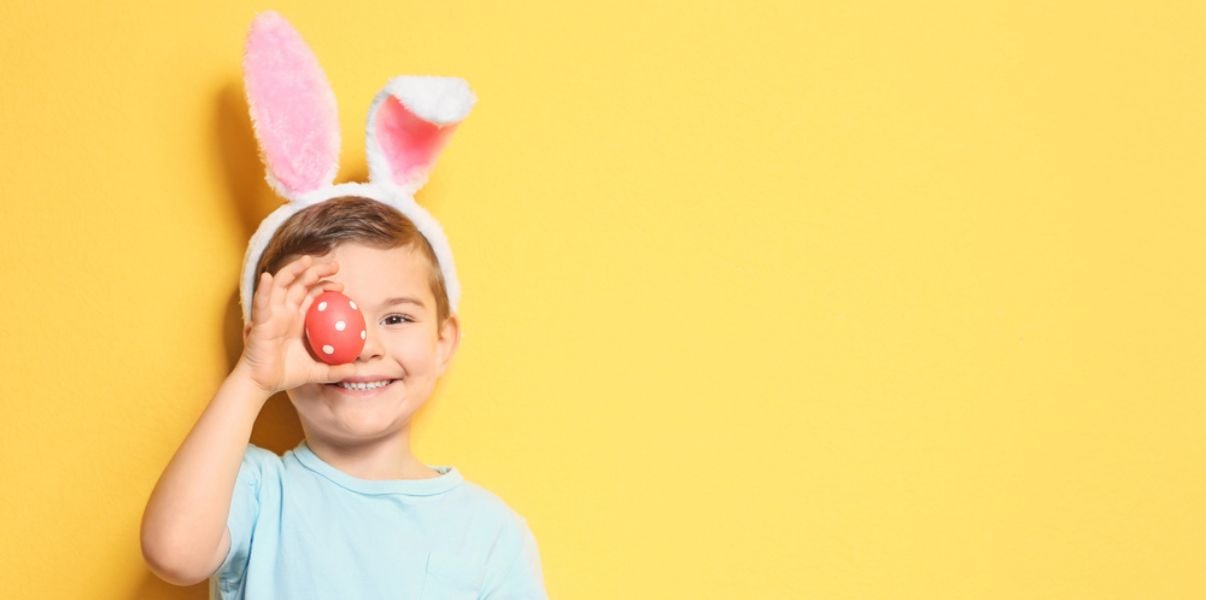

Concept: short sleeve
[[481, 517, 549, 600], [213, 444, 278, 585]]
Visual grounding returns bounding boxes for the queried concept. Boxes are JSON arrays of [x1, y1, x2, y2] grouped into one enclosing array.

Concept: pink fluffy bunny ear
[[366, 76, 476, 195], [243, 11, 341, 200]]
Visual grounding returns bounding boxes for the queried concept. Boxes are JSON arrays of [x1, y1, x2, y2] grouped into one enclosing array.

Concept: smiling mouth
[[324, 380, 399, 395]]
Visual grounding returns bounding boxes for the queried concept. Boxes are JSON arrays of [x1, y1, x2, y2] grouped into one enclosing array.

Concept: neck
[[303, 429, 441, 481]]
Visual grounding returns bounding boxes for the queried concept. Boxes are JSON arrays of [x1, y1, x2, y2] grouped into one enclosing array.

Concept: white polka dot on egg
[[361, 330, 366, 340], [322, 345, 334, 355], [317, 301, 328, 312], [335, 320, 346, 331], [349, 300, 357, 310]]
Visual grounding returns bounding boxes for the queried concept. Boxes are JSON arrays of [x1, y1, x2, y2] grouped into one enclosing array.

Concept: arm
[[140, 255, 356, 586], [482, 517, 549, 600], [139, 363, 269, 586]]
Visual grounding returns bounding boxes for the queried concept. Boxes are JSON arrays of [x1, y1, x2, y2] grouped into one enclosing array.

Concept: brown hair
[[253, 196, 450, 325]]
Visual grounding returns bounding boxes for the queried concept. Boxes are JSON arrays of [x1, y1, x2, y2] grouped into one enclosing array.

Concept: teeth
[[337, 380, 391, 391]]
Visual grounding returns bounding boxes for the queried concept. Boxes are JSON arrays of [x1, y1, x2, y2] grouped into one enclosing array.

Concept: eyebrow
[[378, 296, 427, 310]]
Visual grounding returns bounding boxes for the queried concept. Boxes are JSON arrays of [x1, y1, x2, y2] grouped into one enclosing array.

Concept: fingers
[[285, 258, 341, 310], [274, 254, 314, 288], [269, 255, 312, 313], [251, 272, 273, 324], [299, 280, 345, 316], [252, 256, 347, 335], [319, 362, 358, 384]]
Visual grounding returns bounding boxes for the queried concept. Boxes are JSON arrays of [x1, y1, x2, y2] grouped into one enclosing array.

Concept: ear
[[435, 313, 461, 377], [243, 11, 341, 200], [366, 76, 476, 195]]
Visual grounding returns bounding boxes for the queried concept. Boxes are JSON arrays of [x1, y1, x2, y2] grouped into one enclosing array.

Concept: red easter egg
[[304, 290, 367, 365]]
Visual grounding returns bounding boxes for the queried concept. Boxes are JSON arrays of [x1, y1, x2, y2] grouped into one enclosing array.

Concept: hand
[[238, 255, 359, 396]]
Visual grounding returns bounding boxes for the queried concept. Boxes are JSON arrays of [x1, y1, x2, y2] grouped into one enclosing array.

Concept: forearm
[[140, 361, 269, 582]]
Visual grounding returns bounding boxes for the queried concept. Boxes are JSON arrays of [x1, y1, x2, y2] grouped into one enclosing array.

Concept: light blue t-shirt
[[209, 441, 548, 599]]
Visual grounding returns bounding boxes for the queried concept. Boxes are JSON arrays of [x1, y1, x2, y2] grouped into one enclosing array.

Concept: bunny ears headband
[[237, 11, 475, 326]]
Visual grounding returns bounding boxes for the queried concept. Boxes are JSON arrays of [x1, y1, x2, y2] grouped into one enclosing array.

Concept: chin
[[340, 409, 415, 436], [311, 424, 396, 447]]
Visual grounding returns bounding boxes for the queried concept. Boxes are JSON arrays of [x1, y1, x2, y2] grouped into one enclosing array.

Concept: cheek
[[394, 336, 435, 365], [286, 385, 326, 409]]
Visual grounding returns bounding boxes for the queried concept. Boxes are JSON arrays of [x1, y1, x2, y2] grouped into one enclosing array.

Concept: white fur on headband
[[238, 11, 474, 326]]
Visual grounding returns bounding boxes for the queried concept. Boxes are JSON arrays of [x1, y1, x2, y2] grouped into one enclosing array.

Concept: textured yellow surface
[[2, 1, 1204, 598]]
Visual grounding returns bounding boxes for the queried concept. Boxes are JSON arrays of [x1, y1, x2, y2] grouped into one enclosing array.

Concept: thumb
[[322, 363, 359, 383]]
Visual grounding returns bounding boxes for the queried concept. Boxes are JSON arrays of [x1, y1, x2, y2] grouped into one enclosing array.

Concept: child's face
[[285, 242, 460, 447]]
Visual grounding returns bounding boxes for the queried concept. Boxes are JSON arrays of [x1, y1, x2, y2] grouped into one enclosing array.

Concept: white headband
[[238, 11, 475, 326]]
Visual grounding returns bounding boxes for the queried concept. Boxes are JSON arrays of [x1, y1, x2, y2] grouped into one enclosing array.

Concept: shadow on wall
[[131, 81, 304, 599], [213, 78, 310, 455]]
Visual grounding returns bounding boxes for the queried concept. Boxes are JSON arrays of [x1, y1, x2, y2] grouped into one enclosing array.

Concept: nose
[[357, 322, 384, 362]]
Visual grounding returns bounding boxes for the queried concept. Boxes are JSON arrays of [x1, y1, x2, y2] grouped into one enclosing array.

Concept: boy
[[140, 197, 548, 599], [140, 12, 547, 598]]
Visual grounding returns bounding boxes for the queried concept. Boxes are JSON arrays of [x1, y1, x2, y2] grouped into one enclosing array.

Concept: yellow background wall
[[2, 1, 1203, 598]]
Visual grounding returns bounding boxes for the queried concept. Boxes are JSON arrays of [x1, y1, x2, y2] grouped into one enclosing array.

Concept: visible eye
[[383, 314, 414, 325]]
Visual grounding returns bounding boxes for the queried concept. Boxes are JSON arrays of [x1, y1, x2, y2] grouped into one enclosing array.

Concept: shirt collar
[[290, 440, 464, 496]]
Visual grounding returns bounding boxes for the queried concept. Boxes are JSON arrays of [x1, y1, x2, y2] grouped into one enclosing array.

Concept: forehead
[[321, 243, 433, 306]]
